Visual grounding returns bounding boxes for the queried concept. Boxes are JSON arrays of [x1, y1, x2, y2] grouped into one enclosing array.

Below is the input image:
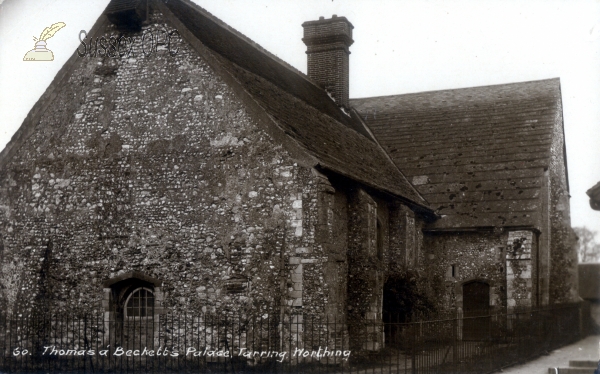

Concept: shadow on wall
[[382, 272, 436, 323]]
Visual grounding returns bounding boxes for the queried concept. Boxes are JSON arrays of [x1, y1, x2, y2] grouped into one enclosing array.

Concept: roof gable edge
[[156, 0, 320, 170], [171, 0, 310, 88], [164, 0, 364, 133], [0, 11, 111, 170], [555, 79, 570, 194]]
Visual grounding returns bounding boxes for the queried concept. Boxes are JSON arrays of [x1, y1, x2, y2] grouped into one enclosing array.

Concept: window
[[446, 264, 459, 279], [124, 287, 154, 318]]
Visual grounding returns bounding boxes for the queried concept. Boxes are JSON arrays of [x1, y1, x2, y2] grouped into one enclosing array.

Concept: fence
[[0, 303, 587, 373], [398, 303, 585, 374]]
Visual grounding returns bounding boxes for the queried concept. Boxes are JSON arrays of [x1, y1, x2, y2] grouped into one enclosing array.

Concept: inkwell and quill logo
[[23, 22, 66, 61]]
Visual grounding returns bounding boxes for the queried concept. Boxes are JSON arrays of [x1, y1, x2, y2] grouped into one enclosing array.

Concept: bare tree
[[574, 227, 600, 263]]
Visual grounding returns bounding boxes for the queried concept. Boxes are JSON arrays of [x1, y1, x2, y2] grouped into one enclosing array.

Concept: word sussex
[[77, 28, 180, 58]]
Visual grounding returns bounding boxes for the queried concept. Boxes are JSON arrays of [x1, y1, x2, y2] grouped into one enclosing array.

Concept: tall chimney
[[302, 15, 354, 109]]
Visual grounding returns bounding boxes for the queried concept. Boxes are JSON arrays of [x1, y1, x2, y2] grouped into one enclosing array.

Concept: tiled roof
[[351, 79, 562, 229], [164, 0, 428, 208]]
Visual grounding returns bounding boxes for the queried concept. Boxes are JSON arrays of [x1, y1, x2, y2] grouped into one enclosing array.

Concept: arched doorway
[[462, 280, 490, 340]]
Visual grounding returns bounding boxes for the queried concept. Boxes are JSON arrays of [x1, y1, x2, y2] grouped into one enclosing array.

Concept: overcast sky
[[1, 0, 599, 232]]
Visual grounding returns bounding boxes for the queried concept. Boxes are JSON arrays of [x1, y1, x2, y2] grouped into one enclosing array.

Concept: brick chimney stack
[[302, 15, 354, 109]]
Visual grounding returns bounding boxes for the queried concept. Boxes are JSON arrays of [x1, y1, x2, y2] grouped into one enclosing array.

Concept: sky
[[0, 0, 599, 233]]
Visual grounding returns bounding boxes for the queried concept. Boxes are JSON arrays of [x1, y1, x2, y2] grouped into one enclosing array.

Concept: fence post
[[410, 323, 417, 374], [452, 316, 457, 373], [579, 303, 583, 339]]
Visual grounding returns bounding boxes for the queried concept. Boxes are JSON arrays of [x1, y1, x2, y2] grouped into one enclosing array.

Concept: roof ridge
[[350, 77, 561, 101], [169, 0, 373, 140], [171, 0, 369, 134], [180, 0, 321, 92]]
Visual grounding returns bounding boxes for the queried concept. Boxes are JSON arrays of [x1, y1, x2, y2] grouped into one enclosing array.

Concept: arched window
[[124, 287, 154, 318]]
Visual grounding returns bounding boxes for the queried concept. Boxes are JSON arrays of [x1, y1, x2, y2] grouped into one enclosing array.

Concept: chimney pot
[[105, 0, 148, 30], [302, 15, 354, 109]]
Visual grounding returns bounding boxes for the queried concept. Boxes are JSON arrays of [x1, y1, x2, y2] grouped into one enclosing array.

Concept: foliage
[[383, 271, 436, 322], [574, 227, 600, 263]]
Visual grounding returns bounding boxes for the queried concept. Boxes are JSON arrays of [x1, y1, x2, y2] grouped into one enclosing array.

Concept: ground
[[499, 334, 600, 374]]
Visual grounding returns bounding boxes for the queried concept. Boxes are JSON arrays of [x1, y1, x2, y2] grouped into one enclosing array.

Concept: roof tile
[[352, 79, 562, 228]]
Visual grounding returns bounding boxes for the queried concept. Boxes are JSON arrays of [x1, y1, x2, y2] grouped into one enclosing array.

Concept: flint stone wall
[[0, 9, 326, 318]]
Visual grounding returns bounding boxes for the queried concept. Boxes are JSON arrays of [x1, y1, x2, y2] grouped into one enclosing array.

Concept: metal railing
[[0, 303, 587, 373], [402, 303, 584, 374]]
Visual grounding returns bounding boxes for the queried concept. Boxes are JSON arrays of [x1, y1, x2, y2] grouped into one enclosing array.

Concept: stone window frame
[[405, 214, 416, 267], [446, 264, 459, 280], [103, 271, 165, 321], [102, 271, 164, 348]]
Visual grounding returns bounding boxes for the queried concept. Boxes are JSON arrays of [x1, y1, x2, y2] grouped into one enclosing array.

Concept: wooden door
[[462, 281, 490, 340]]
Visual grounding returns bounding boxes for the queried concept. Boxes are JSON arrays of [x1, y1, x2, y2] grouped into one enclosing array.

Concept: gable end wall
[[0, 6, 326, 319]]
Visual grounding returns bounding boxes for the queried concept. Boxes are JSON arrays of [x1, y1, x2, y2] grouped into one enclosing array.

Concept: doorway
[[382, 274, 433, 347], [462, 281, 490, 340]]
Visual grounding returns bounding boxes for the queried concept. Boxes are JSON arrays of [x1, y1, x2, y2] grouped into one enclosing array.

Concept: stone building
[[352, 79, 578, 313], [0, 0, 577, 351]]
